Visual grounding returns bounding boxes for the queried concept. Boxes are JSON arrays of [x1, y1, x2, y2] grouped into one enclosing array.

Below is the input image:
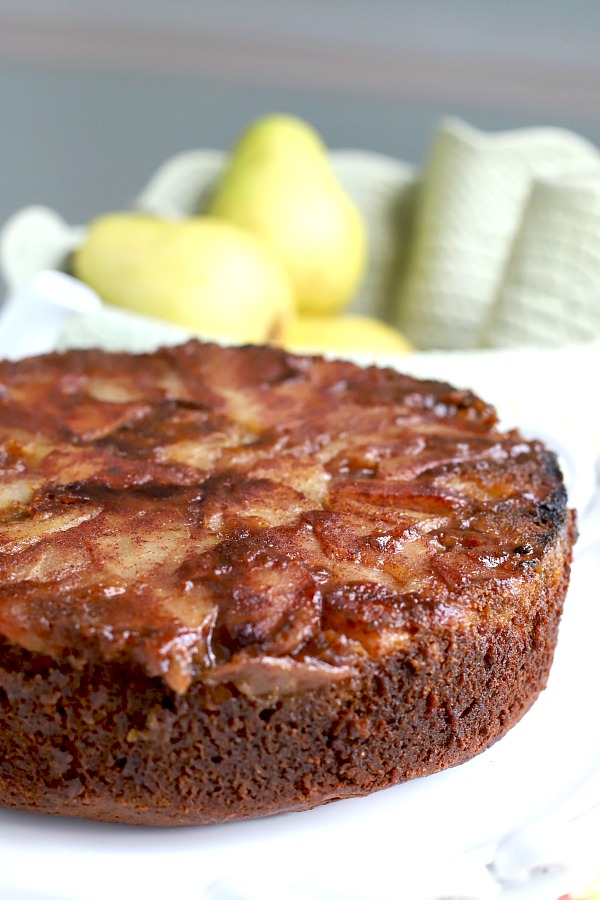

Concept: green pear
[[208, 114, 366, 316], [72, 213, 295, 343]]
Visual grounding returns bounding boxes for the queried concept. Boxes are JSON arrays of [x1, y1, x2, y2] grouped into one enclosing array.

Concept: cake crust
[[0, 341, 575, 825]]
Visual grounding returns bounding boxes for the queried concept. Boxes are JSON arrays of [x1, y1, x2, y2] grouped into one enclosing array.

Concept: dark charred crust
[[0, 340, 575, 825], [534, 487, 569, 532]]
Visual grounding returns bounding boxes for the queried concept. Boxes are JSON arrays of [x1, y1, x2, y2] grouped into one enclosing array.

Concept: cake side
[[0, 514, 574, 825]]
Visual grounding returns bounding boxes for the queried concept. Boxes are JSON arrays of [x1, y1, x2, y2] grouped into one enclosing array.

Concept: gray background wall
[[1, 0, 599, 229]]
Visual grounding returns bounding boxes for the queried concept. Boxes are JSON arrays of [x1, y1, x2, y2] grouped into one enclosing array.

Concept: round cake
[[0, 341, 575, 826]]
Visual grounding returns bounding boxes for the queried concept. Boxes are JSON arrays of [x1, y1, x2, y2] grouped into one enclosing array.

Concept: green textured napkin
[[483, 171, 600, 347], [392, 118, 600, 350]]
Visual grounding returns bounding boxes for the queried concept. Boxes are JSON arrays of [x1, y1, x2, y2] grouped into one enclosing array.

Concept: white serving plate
[[0, 278, 599, 900]]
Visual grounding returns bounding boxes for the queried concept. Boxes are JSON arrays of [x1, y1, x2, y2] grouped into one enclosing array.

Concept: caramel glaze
[[0, 341, 569, 696]]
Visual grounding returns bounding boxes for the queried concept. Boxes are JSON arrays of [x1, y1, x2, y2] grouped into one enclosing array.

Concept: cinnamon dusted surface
[[0, 341, 568, 696]]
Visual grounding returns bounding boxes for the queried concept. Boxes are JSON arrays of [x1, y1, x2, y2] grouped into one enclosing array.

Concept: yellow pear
[[208, 114, 366, 316], [72, 213, 295, 343], [279, 314, 413, 356]]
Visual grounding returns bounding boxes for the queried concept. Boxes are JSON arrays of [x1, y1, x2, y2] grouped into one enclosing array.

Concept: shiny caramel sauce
[[0, 342, 567, 692]]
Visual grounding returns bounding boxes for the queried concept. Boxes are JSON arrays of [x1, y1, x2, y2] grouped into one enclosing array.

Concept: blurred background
[[1, 0, 599, 228]]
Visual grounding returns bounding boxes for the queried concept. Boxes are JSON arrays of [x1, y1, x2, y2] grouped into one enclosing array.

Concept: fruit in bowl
[[279, 313, 413, 355], [207, 114, 367, 317], [1, 113, 414, 357], [72, 213, 295, 344]]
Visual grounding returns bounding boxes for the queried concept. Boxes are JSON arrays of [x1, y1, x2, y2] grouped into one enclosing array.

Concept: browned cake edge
[[0, 511, 575, 827]]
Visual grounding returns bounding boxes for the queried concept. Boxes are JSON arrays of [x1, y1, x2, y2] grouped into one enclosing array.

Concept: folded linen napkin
[[482, 171, 600, 347], [392, 118, 600, 350]]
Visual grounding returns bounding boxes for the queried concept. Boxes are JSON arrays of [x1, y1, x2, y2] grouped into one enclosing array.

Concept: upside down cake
[[0, 340, 575, 826]]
